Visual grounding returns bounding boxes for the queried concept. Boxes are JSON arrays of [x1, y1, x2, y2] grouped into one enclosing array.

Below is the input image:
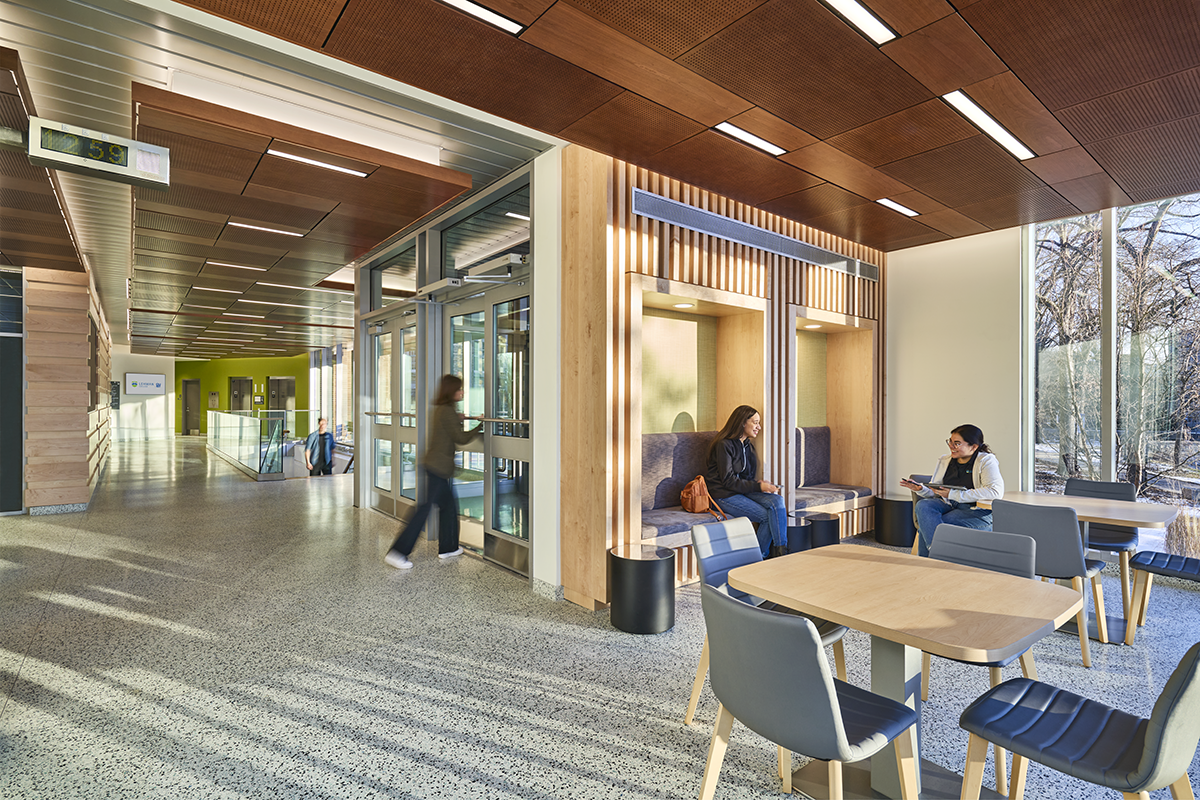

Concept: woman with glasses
[[899, 424, 1004, 557], [705, 404, 787, 558]]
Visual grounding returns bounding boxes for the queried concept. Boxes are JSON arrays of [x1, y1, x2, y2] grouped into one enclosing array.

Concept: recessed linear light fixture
[[237, 299, 324, 310], [440, 0, 523, 33], [266, 149, 369, 177], [184, 304, 224, 310], [193, 286, 242, 294], [673, 303, 696, 309], [713, 122, 786, 157], [222, 313, 266, 319], [876, 198, 919, 217], [819, 0, 895, 44], [256, 281, 353, 296], [804, 324, 822, 329], [215, 320, 279, 328], [227, 221, 305, 237], [207, 261, 267, 272], [942, 90, 1035, 160], [505, 211, 530, 221]]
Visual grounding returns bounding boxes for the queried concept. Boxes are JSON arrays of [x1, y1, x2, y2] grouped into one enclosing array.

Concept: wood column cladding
[[24, 267, 111, 510]]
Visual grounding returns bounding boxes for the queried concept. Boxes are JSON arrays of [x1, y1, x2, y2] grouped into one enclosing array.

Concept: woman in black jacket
[[705, 404, 786, 558]]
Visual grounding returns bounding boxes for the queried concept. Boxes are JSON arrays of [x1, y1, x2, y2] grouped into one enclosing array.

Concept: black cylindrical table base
[[876, 495, 917, 548], [786, 518, 812, 553], [608, 546, 675, 634], [807, 513, 841, 548]]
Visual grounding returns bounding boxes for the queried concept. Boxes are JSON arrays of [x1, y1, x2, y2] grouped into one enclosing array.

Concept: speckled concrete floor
[[1, 439, 1198, 798]]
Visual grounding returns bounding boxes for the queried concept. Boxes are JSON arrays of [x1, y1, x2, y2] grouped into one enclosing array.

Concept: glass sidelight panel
[[494, 297, 530, 438], [399, 443, 417, 500], [493, 458, 529, 541], [374, 439, 392, 491], [400, 325, 417, 428], [451, 311, 486, 419]]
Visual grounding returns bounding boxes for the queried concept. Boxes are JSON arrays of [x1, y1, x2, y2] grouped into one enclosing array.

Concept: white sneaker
[[438, 548, 464, 559], [384, 551, 413, 570]]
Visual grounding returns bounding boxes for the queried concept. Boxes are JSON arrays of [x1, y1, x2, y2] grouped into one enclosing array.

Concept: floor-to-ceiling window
[[1031, 194, 1200, 548]]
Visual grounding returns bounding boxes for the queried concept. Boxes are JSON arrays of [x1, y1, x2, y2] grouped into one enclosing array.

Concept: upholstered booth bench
[[1124, 550, 1200, 645], [641, 431, 723, 549], [794, 427, 873, 534]]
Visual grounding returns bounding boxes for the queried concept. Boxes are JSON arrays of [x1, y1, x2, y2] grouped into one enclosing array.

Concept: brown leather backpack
[[681, 475, 727, 521]]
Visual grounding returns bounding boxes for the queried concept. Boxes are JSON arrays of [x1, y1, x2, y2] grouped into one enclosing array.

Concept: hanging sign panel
[[125, 373, 166, 395]]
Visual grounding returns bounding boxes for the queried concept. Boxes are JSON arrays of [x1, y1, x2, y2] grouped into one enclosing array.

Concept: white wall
[[111, 348, 176, 441], [886, 228, 1023, 493]]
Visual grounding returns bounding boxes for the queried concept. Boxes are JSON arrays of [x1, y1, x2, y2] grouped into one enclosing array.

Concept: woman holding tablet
[[899, 424, 1004, 557]]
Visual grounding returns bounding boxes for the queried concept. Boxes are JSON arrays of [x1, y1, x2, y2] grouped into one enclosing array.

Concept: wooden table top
[[728, 546, 1083, 664], [977, 490, 1179, 528]]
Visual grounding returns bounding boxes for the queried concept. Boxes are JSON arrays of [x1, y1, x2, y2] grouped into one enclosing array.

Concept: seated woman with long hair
[[704, 404, 786, 558]]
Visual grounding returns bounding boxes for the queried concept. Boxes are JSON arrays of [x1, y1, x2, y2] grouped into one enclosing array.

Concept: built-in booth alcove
[[789, 307, 877, 538]]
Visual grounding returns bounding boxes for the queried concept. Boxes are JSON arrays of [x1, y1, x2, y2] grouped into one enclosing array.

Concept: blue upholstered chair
[[959, 640, 1200, 800], [1066, 477, 1139, 618], [923, 524, 1039, 795], [992, 498, 1107, 666], [697, 583, 919, 800], [684, 517, 848, 726]]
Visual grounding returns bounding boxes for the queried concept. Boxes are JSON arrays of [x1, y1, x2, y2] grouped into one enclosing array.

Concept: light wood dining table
[[728, 545, 1082, 800], [977, 491, 1178, 642]]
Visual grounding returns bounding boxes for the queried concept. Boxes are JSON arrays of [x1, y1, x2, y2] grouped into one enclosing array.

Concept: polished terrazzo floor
[[1, 438, 1199, 798]]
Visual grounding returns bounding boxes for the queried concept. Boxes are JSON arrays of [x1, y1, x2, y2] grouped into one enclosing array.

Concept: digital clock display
[[40, 127, 129, 167]]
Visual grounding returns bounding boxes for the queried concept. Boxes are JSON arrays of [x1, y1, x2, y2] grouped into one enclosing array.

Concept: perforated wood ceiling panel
[[827, 100, 976, 167], [568, 0, 768, 59], [175, 0, 346, 48], [559, 93, 706, 163], [760, 183, 872, 223], [678, 0, 932, 138], [1056, 68, 1200, 144], [879, 136, 1046, 207]]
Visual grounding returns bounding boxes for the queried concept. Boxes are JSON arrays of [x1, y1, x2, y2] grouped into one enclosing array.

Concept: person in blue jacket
[[705, 404, 786, 558], [304, 417, 335, 476]]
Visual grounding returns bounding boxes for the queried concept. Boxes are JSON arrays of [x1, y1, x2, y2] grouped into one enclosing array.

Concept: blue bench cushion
[[641, 506, 716, 538], [641, 431, 715, 512], [960, 677, 1147, 791], [794, 426, 871, 512], [795, 484, 871, 510], [1131, 550, 1200, 581]]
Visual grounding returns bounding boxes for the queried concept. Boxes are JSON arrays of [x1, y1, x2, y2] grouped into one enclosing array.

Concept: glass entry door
[[367, 319, 418, 515], [446, 288, 532, 575]]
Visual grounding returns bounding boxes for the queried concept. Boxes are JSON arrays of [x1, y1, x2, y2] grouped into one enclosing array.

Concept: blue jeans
[[718, 492, 787, 557], [914, 497, 992, 557]]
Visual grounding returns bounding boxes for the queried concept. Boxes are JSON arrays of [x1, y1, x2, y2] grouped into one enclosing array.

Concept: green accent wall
[[642, 309, 718, 434], [175, 354, 309, 434], [796, 331, 827, 427]]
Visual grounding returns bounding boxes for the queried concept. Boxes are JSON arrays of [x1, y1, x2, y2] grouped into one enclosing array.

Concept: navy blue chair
[[923, 524, 1039, 796], [684, 517, 847, 726], [698, 584, 919, 800], [992, 498, 1107, 665], [1066, 477, 1139, 619], [959, 640, 1200, 800]]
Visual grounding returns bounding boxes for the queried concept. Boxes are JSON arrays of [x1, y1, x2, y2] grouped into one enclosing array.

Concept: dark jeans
[[309, 456, 332, 476], [389, 469, 460, 556]]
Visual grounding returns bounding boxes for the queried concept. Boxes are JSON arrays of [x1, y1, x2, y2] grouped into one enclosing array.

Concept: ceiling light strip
[[942, 90, 1035, 160], [713, 122, 786, 157], [819, 0, 896, 44], [227, 221, 305, 237], [266, 149, 369, 177], [440, 0, 523, 34], [207, 261, 268, 271], [876, 198, 918, 217]]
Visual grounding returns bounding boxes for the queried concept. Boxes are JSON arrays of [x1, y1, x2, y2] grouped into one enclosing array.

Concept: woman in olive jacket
[[385, 374, 482, 569]]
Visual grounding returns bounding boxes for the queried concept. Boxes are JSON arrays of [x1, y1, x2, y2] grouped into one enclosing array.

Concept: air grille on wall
[[632, 188, 879, 282]]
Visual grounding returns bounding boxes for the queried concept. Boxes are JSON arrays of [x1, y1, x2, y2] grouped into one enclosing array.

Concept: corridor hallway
[[1, 439, 1197, 798]]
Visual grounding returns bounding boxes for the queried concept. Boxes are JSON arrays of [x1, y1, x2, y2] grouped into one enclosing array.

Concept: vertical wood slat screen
[[607, 158, 884, 575]]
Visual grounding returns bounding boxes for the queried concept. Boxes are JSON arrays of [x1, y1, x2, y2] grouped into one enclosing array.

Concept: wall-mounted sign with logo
[[125, 372, 166, 395]]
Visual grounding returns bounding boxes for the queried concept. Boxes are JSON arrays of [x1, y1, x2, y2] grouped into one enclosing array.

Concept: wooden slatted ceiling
[[173, 0, 1200, 252]]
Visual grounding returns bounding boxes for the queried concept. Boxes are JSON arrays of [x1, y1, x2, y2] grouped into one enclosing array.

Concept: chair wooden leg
[[921, 651, 931, 702], [1010, 753, 1028, 800], [1123, 793, 1150, 799], [1120, 551, 1132, 620], [1171, 773, 1197, 800], [698, 703, 735, 800], [893, 723, 919, 800], [1018, 650, 1038, 681], [960, 732, 989, 800], [1126, 570, 1150, 645], [1072, 576, 1092, 667], [833, 638, 847, 682], [1139, 573, 1155, 626], [778, 746, 791, 794], [1092, 573, 1109, 643], [989, 667, 1008, 796], [828, 759, 843, 800], [685, 635, 710, 726]]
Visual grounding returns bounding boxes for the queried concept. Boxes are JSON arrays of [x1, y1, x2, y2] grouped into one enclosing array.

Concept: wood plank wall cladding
[[23, 267, 111, 511]]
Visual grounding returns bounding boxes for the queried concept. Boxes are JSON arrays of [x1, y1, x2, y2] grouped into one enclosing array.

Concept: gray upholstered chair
[[697, 583, 919, 800], [684, 517, 848, 726], [1066, 477, 1139, 618], [907, 473, 932, 556], [959, 640, 1200, 800], [922, 524, 1039, 796], [992, 498, 1107, 666]]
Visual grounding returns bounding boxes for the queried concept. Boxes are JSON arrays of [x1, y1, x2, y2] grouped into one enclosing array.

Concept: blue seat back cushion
[[641, 431, 715, 512], [796, 426, 831, 487], [691, 518, 761, 600]]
